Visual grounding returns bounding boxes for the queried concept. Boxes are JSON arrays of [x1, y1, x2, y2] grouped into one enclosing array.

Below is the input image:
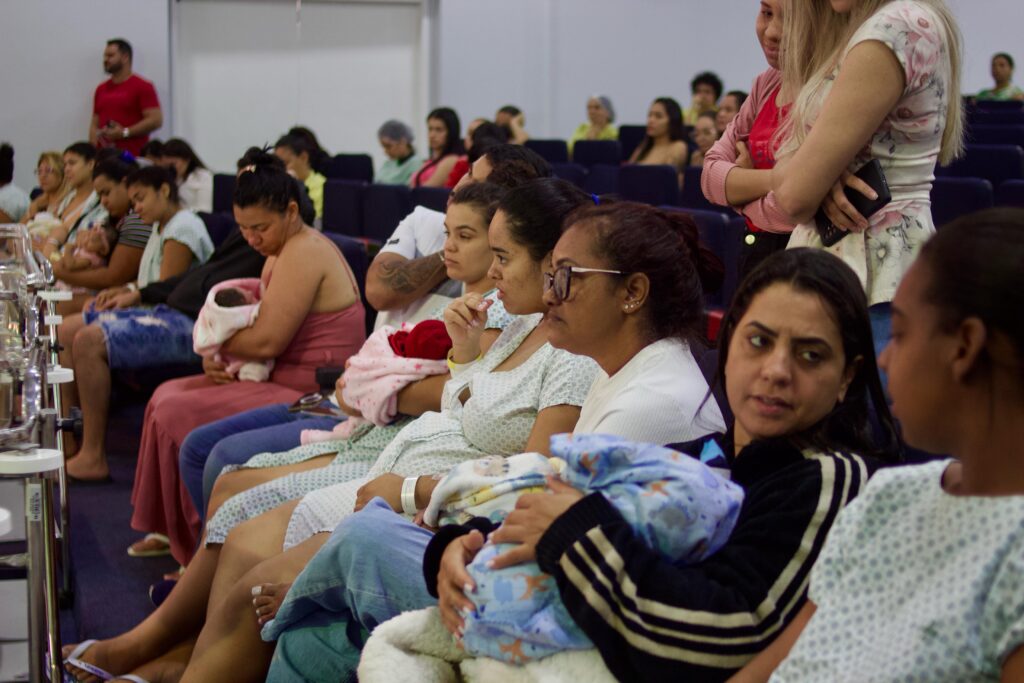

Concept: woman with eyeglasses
[[242, 202, 726, 683], [21, 150, 68, 222]]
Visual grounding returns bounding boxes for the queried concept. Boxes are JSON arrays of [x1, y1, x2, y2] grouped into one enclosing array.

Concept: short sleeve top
[[771, 460, 1024, 682], [137, 209, 214, 287], [787, 1, 954, 305], [113, 211, 152, 250]]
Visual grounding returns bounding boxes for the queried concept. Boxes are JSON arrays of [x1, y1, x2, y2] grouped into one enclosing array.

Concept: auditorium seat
[[996, 179, 1024, 207], [551, 162, 588, 189], [969, 110, 1024, 127], [324, 154, 374, 183], [617, 125, 647, 161], [930, 177, 994, 228], [583, 164, 620, 196], [362, 184, 413, 244], [619, 164, 679, 206], [660, 207, 741, 310], [936, 144, 1024, 192], [212, 173, 236, 214], [412, 186, 450, 212], [197, 211, 237, 247], [524, 139, 569, 164], [572, 140, 622, 167], [967, 125, 1024, 148], [973, 99, 1024, 112], [322, 179, 367, 237], [678, 166, 730, 214]]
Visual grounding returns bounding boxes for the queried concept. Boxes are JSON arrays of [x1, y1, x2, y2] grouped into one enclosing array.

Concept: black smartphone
[[814, 159, 892, 247]]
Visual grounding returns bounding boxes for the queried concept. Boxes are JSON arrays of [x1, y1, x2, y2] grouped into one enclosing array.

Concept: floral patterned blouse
[[788, 1, 953, 306]]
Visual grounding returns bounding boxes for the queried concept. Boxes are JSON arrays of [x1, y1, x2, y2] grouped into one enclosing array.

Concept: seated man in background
[[365, 143, 550, 329]]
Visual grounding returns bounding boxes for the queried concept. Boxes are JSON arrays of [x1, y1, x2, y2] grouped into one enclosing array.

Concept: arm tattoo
[[379, 252, 447, 294]]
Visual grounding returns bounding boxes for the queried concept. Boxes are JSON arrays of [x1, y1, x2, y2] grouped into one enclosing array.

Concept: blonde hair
[[776, 0, 964, 165], [36, 150, 67, 191]]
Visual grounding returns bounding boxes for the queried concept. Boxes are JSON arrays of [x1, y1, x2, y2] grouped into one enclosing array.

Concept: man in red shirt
[[90, 38, 163, 157]]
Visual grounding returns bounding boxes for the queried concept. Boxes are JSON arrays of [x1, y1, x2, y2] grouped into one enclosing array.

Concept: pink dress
[[130, 237, 366, 564]]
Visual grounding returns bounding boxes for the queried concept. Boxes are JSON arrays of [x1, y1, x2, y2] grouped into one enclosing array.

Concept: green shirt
[[977, 83, 1024, 101], [304, 171, 326, 219], [375, 154, 422, 185], [568, 123, 618, 154]]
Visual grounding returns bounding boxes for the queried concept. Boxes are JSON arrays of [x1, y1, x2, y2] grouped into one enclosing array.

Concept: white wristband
[[401, 476, 419, 515]]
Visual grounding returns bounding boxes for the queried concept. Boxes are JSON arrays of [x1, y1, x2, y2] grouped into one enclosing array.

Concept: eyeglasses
[[35, 167, 55, 177], [544, 265, 624, 303]]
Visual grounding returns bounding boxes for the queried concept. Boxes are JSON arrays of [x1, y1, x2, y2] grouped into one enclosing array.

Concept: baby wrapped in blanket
[[422, 433, 744, 664], [193, 277, 273, 382], [300, 319, 452, 444]]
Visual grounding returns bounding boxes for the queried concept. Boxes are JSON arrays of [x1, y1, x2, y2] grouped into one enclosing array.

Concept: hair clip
[[240, 165, 257, 174], [591, 193, 601, 205], [120, 150, 136, 163]]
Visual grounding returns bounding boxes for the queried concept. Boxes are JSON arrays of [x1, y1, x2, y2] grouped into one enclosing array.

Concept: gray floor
[[0, 480, 29, 682]]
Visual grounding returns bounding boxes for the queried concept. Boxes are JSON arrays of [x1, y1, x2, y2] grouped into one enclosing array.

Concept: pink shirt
[[701, 68, 795, 234]]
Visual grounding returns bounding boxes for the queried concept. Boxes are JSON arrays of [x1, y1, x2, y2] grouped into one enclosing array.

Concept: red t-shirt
[[93, 74, 160, 156], [745, 86, 789, 233]]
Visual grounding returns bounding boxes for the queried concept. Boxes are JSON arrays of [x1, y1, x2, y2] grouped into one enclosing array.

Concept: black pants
[[738, 230, 791, 284]]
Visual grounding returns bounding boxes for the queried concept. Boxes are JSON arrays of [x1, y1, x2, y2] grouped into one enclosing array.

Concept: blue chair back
[[678, 166, 730, 214], [322, 180, 367, 237], [362, 185, 413, 243], [325, 154, 374, 182], [584, 164, 620, 195], [973, 99, 1024, 112], [617, 125, 647, 161], [968, 125, 1024, 149], [937, 144, 1024, 191], [572, 140, 622, 167], [551, 163, 588, 189], [996, 179, 1024, 207], [212, 173, 236, 214], [930, 177, 994, 229], [411, 186, 450, 213], [523, 139, 569, 164], [969, 110, 1024, 126], [197, 211, 237, 248], [618, 165, 679, 206]]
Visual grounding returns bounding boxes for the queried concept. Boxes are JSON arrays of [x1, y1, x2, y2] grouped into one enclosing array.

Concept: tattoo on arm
[[379, 252, 447, 294]]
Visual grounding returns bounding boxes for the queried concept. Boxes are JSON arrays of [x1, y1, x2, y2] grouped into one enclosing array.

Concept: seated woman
[[358, 248, 902, 682], [627, 97, 689, 187], [161, 138, 214, 213], [689, 110, 720, 167], [977, 52, 1024, 101], [410, 107, 462, 189], [61, 178, 598, 683], [60, 165, 213, 481], [20, 150, 67, 223], [702, 0, 796, 281], [0, 144, 30, 223], [38, 142, 106, 259], [736, 210, 1024, 681], [127, 151, 367, 561], [716, 90, 748, 136], [50, 155, 153, 314], [173, 181, 514, 539], [375, 120, 422, 186], [246, 200, 730, 682], [568, 96, 618, 155], [273, 134, 327, 223]]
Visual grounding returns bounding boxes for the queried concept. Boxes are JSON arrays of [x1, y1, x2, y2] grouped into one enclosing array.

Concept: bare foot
[[251, 582, 292, 626], [66, 452, 110, 481], [112, 638, 194, 683], [62, 638, 139, 683]]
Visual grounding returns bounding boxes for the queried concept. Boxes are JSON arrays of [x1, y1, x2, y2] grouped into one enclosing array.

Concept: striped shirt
[[532, 436, 879, 682], [114, 211, 152, 250]]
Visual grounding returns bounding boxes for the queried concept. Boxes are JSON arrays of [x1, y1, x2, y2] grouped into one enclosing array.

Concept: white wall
[[0, 0, 170, 192], [172, 0, 426, 175]]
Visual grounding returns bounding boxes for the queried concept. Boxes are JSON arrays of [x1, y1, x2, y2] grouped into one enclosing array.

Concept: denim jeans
[[178, 402, 340, 518], [265, 498, 436, 683]]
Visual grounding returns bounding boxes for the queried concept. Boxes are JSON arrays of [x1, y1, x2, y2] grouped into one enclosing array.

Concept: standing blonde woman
[[771, 0, 964, 356]]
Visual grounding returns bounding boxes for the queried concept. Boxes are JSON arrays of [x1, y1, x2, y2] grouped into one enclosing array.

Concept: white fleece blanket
[[357, 607, 616, 683]]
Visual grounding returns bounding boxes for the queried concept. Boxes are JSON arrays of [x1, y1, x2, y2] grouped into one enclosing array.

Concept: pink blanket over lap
[[301, 322, 449, 444]]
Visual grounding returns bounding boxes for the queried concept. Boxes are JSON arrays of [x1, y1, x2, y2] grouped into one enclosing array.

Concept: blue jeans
[[178, 403, 340, 518], [265, 498, 436, 683]]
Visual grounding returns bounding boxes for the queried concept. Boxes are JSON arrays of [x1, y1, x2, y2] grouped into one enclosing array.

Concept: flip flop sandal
[[126, 533, 171, 558], [62, 639, 115, 680]]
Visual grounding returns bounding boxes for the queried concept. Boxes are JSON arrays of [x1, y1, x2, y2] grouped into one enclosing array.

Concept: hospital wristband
[[446, 350, 482, 372], [401, 476, 419, 515]]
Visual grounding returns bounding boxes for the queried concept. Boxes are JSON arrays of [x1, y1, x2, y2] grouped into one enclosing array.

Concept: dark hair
[[93, 155, 139, 183], [725, 90, 749, 109], [498, 178, 590, 261], [635, 97, 685, 162], [993, 52, 1015, 70], [233, 147, 306, 216], [107, 38, 133, 61], [64, 142, 97, 163], [287, 126, 331, 174], [715, 248, 899, 461], [161, 138, 206, 176], [467, 121, 510, 163], [274, 134, 311, 160], [920, 208, 1024, 381], [140, 139, 164, 159], [565, 203, 724, 345], [697, 110, 718, 125], [482, 144, 552, 189], [691, 71, 724, 100], [427, 107, 462, 158], [0, 143, 13, 184], [498, 105, 522, 118], [449, 182, 507, 227], [127, 165, 179, 203]]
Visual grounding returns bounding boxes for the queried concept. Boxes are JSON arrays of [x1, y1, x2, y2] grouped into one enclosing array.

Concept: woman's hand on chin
[[443, 292, 492, 361], [488, 477, 585, 569]]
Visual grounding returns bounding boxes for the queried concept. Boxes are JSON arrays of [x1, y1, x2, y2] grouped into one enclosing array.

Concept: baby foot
[[251, 582, 292, 626]]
